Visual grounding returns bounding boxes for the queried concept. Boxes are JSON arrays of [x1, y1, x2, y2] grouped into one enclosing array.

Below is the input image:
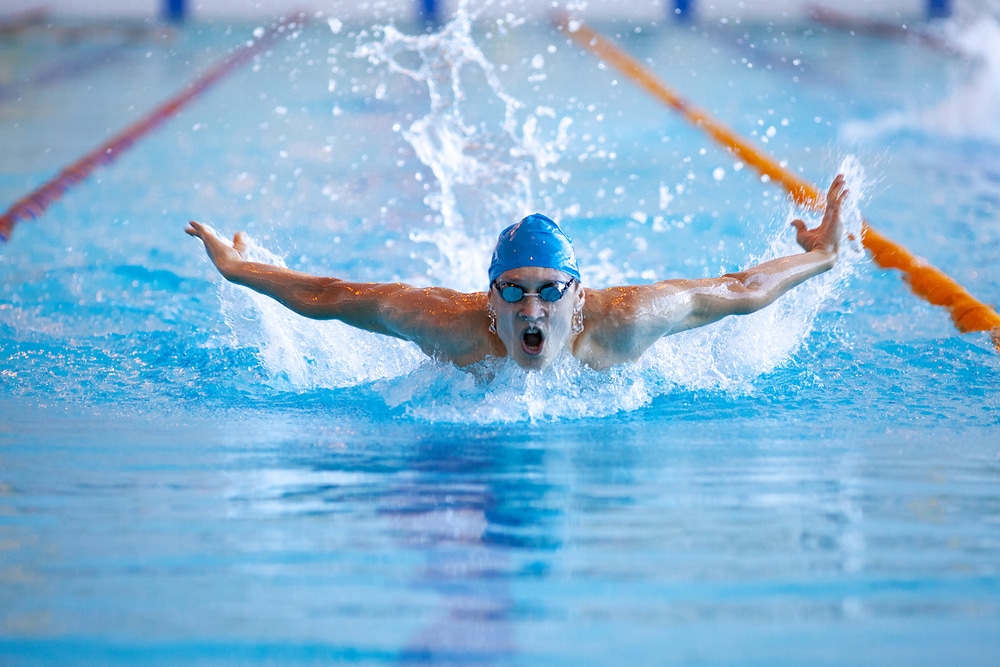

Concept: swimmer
[[187, 174, 847, 371]]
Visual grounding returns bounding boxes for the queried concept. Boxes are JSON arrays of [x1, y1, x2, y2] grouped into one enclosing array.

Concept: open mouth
[[521, 326, 545, 356]]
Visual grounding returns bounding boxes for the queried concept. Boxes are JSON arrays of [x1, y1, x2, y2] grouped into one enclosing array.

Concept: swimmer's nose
[[519, 294, 545, 319]]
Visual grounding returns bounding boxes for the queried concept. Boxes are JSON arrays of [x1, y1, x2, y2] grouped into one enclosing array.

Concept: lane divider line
[[555, 13, 1000, 348], [0, 10, 309, 242]]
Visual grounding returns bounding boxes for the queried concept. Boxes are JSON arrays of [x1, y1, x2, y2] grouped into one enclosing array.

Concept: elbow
[[722, 271, 767, 296], [719, 274, 780, 314], [814, 247, 839, 271], [285, 291, 336, 319]]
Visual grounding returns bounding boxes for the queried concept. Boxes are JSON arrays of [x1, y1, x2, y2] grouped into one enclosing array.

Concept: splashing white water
[[217, 234, 425, 390], [844, 13, 1000, 143], [920, 16, 1000, 141], [354, 4, 573, 290], [216, 168, 865, 420], [214, 9, 867, 421], [377, 156, 868, 423]]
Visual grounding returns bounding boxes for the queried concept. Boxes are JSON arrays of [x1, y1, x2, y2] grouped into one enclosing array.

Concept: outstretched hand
[[185, 220, 247, 277], [791, 174, 848, 254]]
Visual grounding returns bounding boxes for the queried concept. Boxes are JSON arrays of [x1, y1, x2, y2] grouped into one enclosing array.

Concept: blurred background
[[0, 0, 952, 24]]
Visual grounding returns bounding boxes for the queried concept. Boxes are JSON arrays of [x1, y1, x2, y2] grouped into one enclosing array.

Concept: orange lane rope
[[556, 13, 1000, 349], [0, 10, 309, 242]]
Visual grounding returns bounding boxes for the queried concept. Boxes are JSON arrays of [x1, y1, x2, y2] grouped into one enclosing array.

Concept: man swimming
[[186, 175, 847, 371]]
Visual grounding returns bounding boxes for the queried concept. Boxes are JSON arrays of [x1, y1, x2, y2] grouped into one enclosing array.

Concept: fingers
[[790, 219, 806, 232], [233, 232, 246, 254], [827, 174, 847, 205], [821, 175, 848, 231], [186, 220, 209, 238]]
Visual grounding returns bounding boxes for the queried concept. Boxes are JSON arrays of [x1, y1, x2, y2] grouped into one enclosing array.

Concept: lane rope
[[555, 13, 1000, 348], [0, 10, 309, 242]]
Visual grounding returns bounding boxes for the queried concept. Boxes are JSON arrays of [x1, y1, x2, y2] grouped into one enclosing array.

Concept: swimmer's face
[[489, 267, 584, 370]]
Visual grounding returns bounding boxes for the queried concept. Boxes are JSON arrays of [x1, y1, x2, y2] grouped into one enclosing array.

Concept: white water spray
[[920, 15, 1000, 141], [217, 233, 425, 390], [354, 4, 573, 290], [215, 10, 866, 421]]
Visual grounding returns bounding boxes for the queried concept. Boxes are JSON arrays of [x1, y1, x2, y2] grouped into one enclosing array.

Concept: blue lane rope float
[[554, 12, 1000, 349], [0, 10, 309, 242]]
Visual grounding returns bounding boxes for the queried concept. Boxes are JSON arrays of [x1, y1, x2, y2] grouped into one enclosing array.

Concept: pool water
[[1, 5, 999, 665]]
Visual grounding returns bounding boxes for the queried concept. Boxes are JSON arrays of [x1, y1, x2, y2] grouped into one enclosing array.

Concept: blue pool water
[[1, 5, 999, 664]]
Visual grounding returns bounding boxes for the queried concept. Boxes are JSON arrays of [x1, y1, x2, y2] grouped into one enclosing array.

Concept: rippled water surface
[[1, 5, 999, 665]]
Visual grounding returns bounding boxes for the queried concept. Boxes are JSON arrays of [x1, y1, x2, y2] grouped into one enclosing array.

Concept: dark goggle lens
[[538, 284, 568, 301], [497, 281, 571, 303], [499, 284, 525, 302]]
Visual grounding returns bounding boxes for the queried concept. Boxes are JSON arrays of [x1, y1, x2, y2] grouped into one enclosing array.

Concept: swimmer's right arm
[[185, 220, 419, 331], [185, 222, 493, 363]]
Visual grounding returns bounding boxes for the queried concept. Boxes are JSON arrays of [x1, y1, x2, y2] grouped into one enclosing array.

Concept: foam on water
[[214, 9, 868, 422]]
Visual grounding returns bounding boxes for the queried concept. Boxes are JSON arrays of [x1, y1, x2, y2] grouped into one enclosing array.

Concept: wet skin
[[488, 267, 583, 371], [187, 175, 848, 373]]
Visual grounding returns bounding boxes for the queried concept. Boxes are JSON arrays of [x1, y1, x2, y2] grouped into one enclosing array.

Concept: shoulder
[[378, 285, 497, 365], [572, 281, 695, 368], [375, 283, 486, 325], [582, 281, 695, 327]]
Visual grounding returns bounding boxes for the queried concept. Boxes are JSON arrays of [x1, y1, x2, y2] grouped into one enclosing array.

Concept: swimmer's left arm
[[579, 176, 846, 366], [657, 174, 847, 332], [669, 248, 838, 327], [584, 247, 836, 361]]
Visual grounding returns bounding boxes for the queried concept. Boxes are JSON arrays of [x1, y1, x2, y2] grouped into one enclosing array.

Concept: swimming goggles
[[493, 279, 575, 303]]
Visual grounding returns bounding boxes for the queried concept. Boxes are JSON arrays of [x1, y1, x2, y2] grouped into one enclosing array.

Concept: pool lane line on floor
[[0, 10, 310, 243], [554, 12, 1000, 350]]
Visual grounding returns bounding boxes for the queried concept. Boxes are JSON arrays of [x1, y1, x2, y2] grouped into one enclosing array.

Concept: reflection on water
[[1, 376, 997, 662], [203, 412, 994, 663]]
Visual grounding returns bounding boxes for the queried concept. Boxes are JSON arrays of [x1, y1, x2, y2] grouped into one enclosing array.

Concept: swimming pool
[[1, 5, 998, 664]]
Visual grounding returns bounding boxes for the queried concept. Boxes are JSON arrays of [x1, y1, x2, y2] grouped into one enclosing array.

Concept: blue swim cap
[[488, 214, 580, 283]]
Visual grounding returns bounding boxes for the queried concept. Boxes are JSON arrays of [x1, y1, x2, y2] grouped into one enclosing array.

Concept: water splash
[[354, 3, 573, 290], [216, 232, 425, 390], [919, 15, 1000, 142], [375, 354, 654, 422], [375, 157, 868, 423], [214, 9, 866, 421]]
